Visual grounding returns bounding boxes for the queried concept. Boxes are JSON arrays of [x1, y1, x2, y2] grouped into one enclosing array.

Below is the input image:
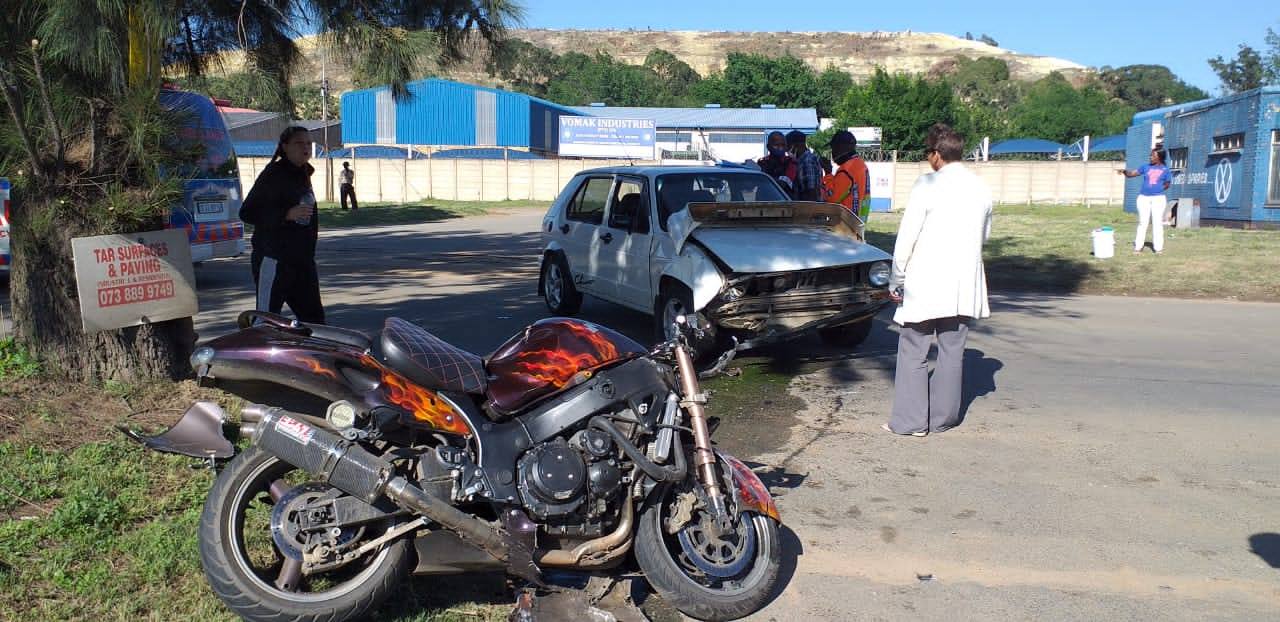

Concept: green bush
[[0, 339, 40, 380]]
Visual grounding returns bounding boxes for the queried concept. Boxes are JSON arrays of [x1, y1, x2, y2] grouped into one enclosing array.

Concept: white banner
[[71, 229, 198, 333]]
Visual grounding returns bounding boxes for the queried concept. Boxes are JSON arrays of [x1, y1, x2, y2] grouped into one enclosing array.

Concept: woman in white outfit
[[1118, 149, 1171, 254], [885, 124, 993, 437]]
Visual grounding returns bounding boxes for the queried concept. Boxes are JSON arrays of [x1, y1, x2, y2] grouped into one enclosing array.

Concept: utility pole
[[321, 44, 334, 202]]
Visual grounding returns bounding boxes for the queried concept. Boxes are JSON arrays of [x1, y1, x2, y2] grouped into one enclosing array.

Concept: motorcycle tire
[[634, 482, 782, 621], [198, 446, 413, 622]]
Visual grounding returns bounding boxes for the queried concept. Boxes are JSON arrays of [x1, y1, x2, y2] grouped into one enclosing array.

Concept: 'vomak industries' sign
[[559, 117, 656, 159]]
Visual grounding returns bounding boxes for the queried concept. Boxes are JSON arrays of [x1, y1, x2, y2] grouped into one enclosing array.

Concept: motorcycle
[[128, 310, 783, 622]]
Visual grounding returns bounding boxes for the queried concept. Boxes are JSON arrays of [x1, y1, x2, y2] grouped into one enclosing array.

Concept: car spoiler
[[668, 201, 864, 254]]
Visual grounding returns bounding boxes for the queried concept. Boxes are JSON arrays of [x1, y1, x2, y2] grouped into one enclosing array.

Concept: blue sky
[[519, 0, 1278, 94]]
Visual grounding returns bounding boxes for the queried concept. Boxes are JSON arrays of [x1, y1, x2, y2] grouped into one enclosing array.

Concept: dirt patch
[[0, 377, 240, 450]]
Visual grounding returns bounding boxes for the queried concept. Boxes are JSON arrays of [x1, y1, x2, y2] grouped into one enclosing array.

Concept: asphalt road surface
[[3, 211, 1278, 620]]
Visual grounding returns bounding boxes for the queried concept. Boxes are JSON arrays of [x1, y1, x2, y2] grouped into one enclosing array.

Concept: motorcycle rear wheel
[[635, 482, 782, 621], [198, 446, 413, 622]]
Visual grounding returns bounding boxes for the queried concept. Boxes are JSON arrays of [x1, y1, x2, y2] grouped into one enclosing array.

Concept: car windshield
[[655, 172, 787, 229]]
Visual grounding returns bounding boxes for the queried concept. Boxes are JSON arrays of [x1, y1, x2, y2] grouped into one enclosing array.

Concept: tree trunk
[[9, 195, 195, 382]]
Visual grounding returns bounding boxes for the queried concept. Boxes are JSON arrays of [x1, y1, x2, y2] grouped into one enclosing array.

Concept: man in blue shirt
[[787, 130, 823, 201], [1118, 149, 1172, 254]]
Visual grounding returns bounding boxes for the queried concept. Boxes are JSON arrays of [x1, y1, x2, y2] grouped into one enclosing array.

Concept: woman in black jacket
[[239, 126, 325, 323]]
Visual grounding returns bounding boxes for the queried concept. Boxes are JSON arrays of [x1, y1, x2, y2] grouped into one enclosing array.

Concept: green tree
[[815, 66, 854, 118], [644, 48, 702, 103], [1208, 44, 1265, 93], [1264, 26, 1280, 85], [942, 57, 1020, 144], [1010, 73, 1134, 143], [1097, 64, 1208, 110], [696, 53, 822, 110], [839, 68, 955, 152], [0, 0, 519, 381]]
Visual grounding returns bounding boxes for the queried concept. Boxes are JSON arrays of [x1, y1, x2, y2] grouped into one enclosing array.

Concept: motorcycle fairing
[[118, 401, 235, 460], [716, 450, 781, 522], [360, 354, 472, 437]]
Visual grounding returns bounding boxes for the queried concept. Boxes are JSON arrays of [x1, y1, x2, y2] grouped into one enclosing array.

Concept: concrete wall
[[238, 157, 1126, 207]]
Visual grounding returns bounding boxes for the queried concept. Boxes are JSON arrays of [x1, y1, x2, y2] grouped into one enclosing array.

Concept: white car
[[537, 166, 894, 356]]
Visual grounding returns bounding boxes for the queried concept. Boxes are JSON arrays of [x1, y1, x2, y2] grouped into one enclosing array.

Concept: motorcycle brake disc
[[676, 511, 756, 579], [270, 483, 359, 561]]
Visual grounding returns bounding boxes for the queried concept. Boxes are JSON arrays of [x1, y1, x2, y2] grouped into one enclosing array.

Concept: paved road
[[741, 294, 1280, 621], [3, 211, 1278, 620]]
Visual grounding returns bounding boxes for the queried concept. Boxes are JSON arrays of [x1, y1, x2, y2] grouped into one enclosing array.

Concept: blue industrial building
[[340, 78, 583, 153], [1125, 87, 1280, 227], [339, 79, 819, 163]]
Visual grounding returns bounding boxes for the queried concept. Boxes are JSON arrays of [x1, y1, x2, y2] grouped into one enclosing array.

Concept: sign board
[[559, 117, 656, 159], [71, 229, 198, 333], [867, 162, 895, 212], [850, 127, 882, 147], [0, 178, 10, 269]]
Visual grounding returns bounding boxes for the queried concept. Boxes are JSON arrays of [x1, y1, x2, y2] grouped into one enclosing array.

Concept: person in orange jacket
[[821, 130, 872, 222]]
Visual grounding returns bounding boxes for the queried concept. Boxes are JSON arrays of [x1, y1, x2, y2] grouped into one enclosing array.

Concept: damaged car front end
[[708, 262, 893, 348], [671, 201, 894, 349]]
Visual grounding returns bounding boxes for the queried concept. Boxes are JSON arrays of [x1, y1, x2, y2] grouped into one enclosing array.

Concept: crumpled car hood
[[690, 226, 893, 273]]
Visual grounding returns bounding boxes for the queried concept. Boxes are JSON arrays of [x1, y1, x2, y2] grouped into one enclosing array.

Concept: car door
[[558, 175, 615, 297], [596, 176, 654, 311]]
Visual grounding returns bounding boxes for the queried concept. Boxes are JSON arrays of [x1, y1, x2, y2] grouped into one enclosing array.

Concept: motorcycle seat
[[380, 318, 488, 395]]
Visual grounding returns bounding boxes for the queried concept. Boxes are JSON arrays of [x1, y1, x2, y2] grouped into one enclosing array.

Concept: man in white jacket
[[885, 124, 992, 436]]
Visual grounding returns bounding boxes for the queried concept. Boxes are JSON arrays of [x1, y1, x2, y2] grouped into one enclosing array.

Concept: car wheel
[[655, 283, 720, 362], [818, 318, 874, 348], [542, 254, 583, 315]]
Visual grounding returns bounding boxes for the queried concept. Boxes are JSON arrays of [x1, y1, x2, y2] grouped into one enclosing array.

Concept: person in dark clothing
[[339, 161, 358, 210], [787, 130, 823, 201], [239, 126, 326, 324], [757, 131, 798, 198]]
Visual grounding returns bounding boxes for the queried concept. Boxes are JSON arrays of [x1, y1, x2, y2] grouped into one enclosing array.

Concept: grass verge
[[865, 203, 1280, 301], [315, 199, 550, 229], [0, 377, 511, 621]]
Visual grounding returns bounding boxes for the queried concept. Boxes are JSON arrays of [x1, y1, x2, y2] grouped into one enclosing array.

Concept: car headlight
[[721, 286, 745, 301], [868, 261, 891, 287]]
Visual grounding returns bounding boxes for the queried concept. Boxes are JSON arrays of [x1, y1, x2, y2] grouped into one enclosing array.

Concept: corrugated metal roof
[[232, 141, 281, 157], [989, 138, 1065, 155], [429, 147, 545, 160], [570, 105, 818, 130], [1129, 87, 1280, 125], [222, 111, 285, 130], [327, 145, 431, 159], [295, 119, 341, 131]]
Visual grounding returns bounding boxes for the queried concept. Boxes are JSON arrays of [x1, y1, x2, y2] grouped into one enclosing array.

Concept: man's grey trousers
[[889, 316, 969, 434]]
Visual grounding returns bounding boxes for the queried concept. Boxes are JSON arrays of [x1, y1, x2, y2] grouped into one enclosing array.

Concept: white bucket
[[1091, 227, 1115, 259]]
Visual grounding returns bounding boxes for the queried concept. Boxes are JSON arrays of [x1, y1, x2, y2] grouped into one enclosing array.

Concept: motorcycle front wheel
[[634, 481, 782, 621], [198, 446, 413, 622]]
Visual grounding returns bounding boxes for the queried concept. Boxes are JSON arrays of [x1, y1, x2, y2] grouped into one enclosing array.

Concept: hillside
[[199, 29, 1092, 97], [511, 29, 1089, 84]]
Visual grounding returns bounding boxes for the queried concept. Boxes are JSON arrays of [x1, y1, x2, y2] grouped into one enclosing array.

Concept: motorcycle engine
[[517, 432, 626, 522], [517, 439, 587, 519]]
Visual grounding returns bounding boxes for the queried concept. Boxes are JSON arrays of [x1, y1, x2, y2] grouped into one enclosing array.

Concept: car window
[[567, 177, 612, 225], [607, 179, 650, 235], [655, 172, 788, 231]]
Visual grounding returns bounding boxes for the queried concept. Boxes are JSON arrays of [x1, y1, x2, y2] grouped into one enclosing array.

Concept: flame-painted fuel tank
[[485, 318, 647, 416]]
